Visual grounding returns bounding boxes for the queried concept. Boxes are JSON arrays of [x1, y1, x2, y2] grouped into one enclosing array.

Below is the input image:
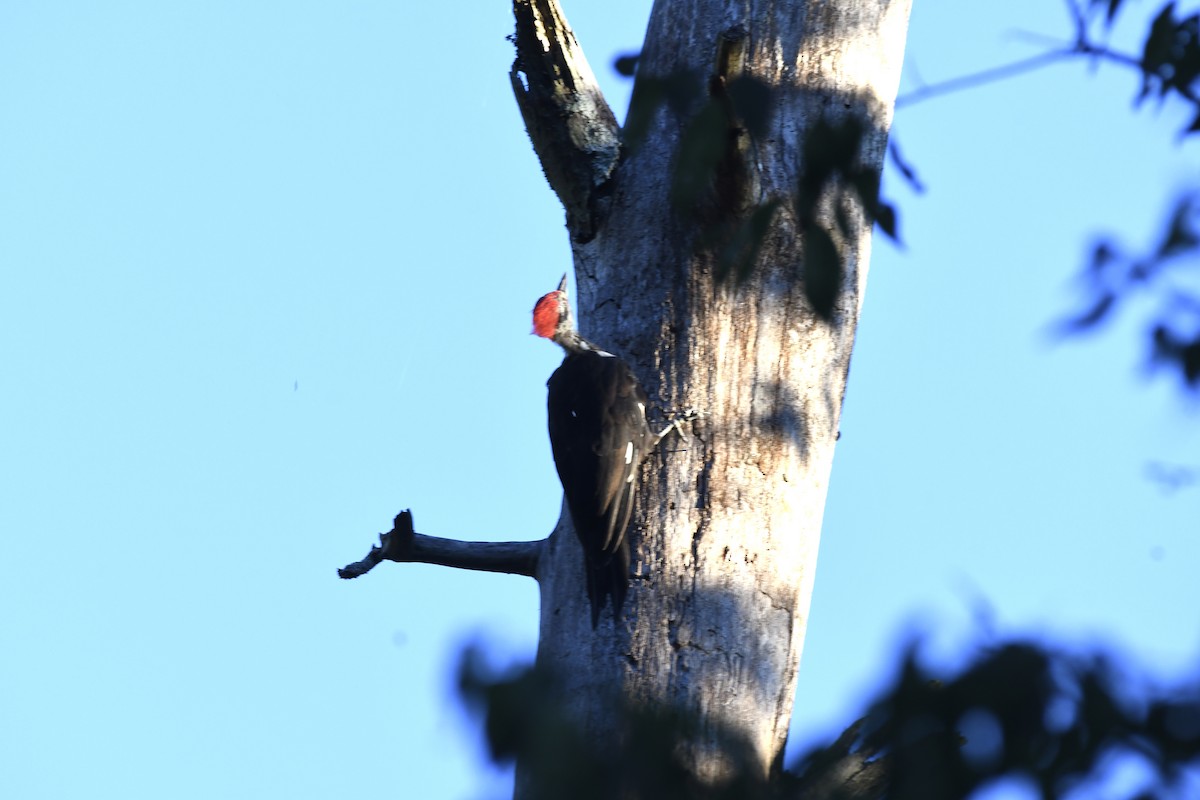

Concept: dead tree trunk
[[340, 0, 911, 794], [514, 0, 911, 790]]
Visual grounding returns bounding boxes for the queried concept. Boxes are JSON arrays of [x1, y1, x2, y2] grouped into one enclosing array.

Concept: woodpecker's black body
[[533, 276, 654, 627]]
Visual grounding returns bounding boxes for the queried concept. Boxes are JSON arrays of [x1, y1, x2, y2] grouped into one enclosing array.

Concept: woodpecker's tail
[[585, 544, 631, 628]]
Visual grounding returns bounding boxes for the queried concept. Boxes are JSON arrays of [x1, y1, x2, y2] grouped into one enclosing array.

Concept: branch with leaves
[[885, 0, 1200, 390], [1057, 193, 1200, 388], [896, 0, 1200, 136], [458, 637, 1200, 799]]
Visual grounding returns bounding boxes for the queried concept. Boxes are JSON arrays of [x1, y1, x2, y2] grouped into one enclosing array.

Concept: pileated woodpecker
[[533, 275, 655, 627]]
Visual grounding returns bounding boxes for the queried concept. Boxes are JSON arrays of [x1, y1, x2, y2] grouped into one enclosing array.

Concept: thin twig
[[897, 6, 1200, 113], [1065, 0, 1088, 41], [895, 49, 1075, 108]]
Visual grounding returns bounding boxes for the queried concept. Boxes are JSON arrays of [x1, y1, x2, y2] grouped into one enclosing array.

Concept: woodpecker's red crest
[[532, 274, 569, 340], [532, 293, 562, 339]]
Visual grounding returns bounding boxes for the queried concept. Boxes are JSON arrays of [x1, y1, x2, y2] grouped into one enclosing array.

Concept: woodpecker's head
[[532, 273, 573, 342]]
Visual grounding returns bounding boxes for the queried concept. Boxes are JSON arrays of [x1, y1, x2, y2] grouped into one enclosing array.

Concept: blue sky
[[2, 2, 1198, 799]]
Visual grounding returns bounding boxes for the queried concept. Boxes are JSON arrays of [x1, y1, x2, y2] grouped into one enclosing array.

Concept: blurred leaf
[[1187, 107, 1200, 134], [1086, 239, 1118, 275], [1153, 323, 1177, 358], [1183, 337, 1200, 384], [888, 137, 927, 193], [1064, 194, 1200, 394], [459, 634, 1200, 799], [1147, 697, 1200, 761], [614, 52, 640, 77], [804, 225, 842, 322], [1148, 327, 1200, 388], [458, 646, 548, 763], [1137, 2, 1200, 122], [876, 201, 900, 242], [1144, 460, 1199, 493], [1139, 3, 1180, 106], [1098, 0, 1126, 26], [1060, 292, 1118, 333], [1157, 195, 1200, 259]]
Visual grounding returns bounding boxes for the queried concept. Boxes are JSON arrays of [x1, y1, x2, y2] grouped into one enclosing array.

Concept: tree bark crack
[[758, 586, 790, 614]]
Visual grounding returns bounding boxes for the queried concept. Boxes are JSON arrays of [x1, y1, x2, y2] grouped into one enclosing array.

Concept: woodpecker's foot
[[337, 509, 417, 579], [655, 406, 702, 444]]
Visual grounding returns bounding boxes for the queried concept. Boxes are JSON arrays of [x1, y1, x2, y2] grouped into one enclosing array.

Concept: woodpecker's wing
[[546, 351, 652, 562]]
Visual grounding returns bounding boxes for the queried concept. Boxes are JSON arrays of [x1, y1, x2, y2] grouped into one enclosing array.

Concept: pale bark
[[523, 0, 912, 791], [336, 0, 912, 794]]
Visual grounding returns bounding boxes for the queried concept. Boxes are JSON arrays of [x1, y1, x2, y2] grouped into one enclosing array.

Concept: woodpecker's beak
[[557, 273, 568, 296]]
